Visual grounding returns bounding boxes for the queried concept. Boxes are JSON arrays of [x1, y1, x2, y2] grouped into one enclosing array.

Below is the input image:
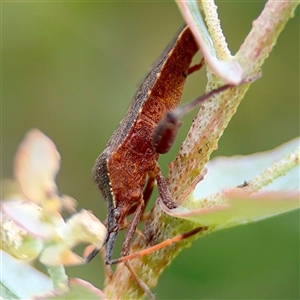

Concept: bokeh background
[[2, 1, 299, 299]]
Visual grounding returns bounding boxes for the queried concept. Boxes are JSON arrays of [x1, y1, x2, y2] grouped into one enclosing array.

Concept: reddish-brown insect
[[86, 26, 233, 266]]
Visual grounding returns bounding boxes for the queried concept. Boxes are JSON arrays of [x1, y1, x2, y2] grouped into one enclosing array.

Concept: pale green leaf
[[160, 138, 299, 229], [176, 0, 243, 84], [1, 250, 52, 299], [194, 137, 299, 198], [160, 191, 298, 229]]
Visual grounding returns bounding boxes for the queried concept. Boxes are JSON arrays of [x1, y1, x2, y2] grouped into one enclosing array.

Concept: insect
[[87, 26, 234, 265]]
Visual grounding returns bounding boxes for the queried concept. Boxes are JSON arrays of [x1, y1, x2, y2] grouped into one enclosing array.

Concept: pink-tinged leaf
[[1, 213, 44, 260], [33, 278, 107, 300], [194, 137, 299, 198], [14, 129, 61, 205], [60, 195, 77, 213], [159, 191, 299, 228], [39, 210, 107, 266], [1, 250, 52, 299], [176, 0, 243, 84], [57, 210, 107, 248], [1, 200, 62, 239], [160, 138, 299, 228]]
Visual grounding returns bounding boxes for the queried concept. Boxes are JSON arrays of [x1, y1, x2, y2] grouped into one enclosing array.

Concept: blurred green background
[[2, 1, 299, 299]]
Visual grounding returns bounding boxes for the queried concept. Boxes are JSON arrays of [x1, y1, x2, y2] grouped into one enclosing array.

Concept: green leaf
[[194, 137, 299, 197], [160, 138, 299, 229], [161, 191, 298, 228], [1, 250, 52, 299]]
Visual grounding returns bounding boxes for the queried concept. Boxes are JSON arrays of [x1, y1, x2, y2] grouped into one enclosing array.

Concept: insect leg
[[169, 73, 260, 122], [122, 175, 155, 241], [120, 199, 145, 257], [85, 232, 110, 263], [142, 173, 156, 209], [188, 57, 205, 75], [107, 227, 205, 264], [126, 173, 155, 216], [153, 84, 234, 154], [155, 167, 178, 209]]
